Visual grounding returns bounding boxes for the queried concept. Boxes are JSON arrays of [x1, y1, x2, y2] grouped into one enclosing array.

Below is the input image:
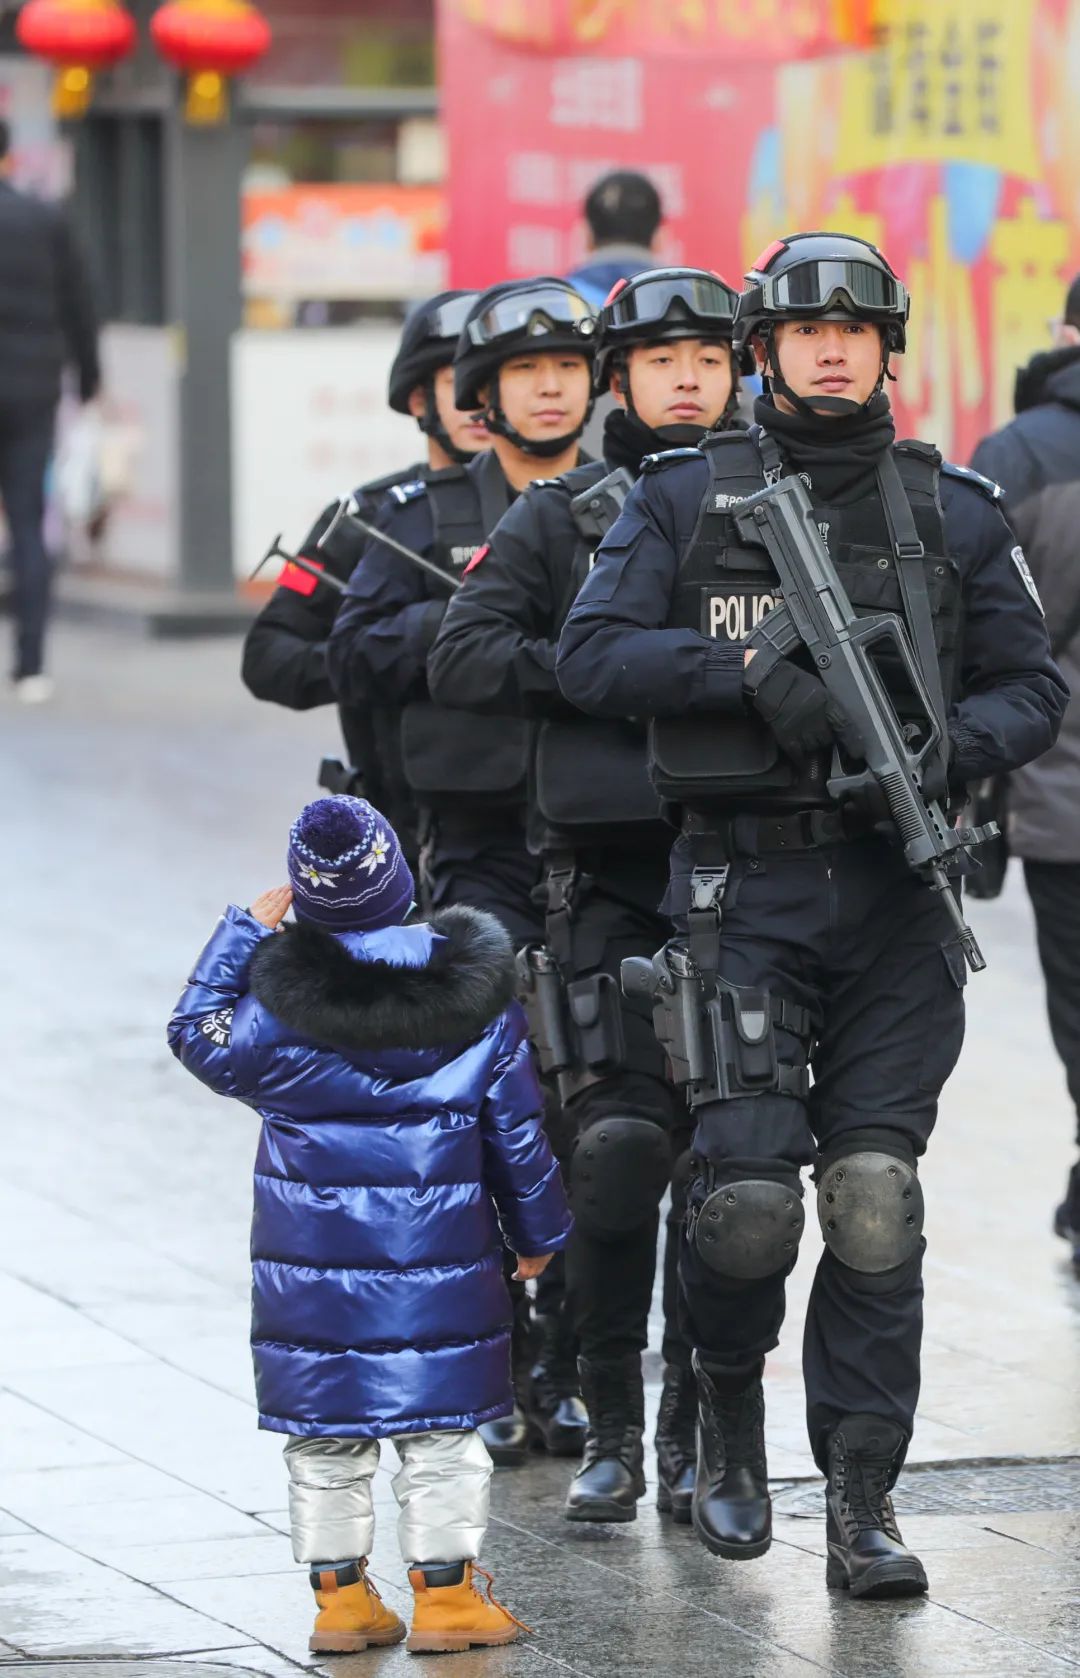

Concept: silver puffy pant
[[284, 1429, 492, 1566]]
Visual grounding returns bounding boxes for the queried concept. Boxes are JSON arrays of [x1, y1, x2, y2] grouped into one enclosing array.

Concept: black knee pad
[[570, 1116, 671, 1237], [692, 1168, 805, 1281], [816, 1134, 924, 1275]]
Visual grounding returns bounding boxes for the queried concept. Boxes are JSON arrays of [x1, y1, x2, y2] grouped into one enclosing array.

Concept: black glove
[[743, 649, 863, 764]]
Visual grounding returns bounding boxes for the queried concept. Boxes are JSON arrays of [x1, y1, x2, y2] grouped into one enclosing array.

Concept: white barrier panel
[[231, 327, 419, 582]]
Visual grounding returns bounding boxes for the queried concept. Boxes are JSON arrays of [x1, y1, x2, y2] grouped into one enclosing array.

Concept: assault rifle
[[733, 474, 996, 973]]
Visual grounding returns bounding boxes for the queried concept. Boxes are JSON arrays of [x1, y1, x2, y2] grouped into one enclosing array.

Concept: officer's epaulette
[[388, 479, 428, 505], [641, 447, 702, 474], [939, 460, 1003, 503]]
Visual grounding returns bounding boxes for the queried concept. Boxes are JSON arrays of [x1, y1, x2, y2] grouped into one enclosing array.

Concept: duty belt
[[691, 806, 878, 858]]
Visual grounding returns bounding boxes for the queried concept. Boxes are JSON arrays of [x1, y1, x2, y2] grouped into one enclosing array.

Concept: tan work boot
[[309, 1559, 406, 1653], [406, 1561, 528, 1653]]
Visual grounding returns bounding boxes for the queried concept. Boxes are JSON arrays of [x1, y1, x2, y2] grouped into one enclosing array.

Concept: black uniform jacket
[[327, 451, 514, 710], [555, 450, 1067, 787], [241, 467, 424, 789], [427, 465, 597, 719]]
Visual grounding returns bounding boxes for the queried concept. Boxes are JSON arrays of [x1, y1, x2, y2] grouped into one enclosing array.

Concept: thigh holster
[[621, 941, 811, 1110], [516, 855, 627, 1102]]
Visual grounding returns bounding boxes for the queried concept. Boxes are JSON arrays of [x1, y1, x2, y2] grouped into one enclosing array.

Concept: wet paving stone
[[4, 625, 1080, 1678]]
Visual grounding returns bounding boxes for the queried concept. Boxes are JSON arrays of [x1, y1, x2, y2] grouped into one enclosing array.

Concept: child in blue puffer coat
[[168, 795, 571, 1656]]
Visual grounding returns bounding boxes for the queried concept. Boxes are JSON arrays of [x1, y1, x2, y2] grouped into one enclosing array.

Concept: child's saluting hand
[[250, 885, 293, 929]]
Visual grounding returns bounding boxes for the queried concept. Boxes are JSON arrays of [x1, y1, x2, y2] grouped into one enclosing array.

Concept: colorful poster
[[242, 185, 447, 303], [439, 0, 1080, 460]]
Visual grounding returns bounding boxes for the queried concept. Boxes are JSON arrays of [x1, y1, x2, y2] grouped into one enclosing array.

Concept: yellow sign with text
[[838, 0, 1040, 177]]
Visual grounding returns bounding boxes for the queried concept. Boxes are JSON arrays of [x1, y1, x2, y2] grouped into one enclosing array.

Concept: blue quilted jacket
[[168, 903, 570, 1439]]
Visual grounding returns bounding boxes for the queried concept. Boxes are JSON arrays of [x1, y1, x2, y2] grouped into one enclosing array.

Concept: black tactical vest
[[649, 429, 962, 814], [530, 464, 665, 846], [399, 461, 531, 810]]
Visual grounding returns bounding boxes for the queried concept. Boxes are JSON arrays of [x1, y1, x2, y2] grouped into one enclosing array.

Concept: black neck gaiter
[[754, 391, 896, 503], [603, 405, 714, 476]]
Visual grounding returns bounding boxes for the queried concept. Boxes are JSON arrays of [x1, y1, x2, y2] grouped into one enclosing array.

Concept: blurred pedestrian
[[168, 794, 570, 1654], [566, 169, 663, 309], [971, 278, 1080, 1266], [0, 119, 100, 702]]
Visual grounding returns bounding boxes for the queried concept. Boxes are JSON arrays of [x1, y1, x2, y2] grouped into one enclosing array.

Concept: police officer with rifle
[[241, 292, 489, 861], [327, 277, 598, 1468], [556, 233, 1066, 1597], [429, 268, 749, 1525]]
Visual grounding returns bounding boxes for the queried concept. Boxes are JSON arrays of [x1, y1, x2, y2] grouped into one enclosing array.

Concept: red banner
[[440, 0, 1080, 462]]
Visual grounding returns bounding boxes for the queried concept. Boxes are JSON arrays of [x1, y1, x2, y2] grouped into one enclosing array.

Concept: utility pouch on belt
[[566, 974, 625, 1081], [621, 944, 810, 1109]]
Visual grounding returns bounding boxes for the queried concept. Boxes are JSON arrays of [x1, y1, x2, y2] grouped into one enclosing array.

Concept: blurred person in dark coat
[[971, 278, 1080, 1264], [0, 118, 100, 702]]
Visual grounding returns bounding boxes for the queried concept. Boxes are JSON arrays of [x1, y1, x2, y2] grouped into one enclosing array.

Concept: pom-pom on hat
[[287, 796, 415, 931]]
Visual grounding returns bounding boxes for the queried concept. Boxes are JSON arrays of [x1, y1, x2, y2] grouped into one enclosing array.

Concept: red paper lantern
[[17, 0, 137, 119], [151, 0, 271, 124]]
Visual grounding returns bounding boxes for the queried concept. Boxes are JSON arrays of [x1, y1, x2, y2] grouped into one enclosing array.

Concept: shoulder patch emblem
[[198, 1007, 234, 1047], [1010, 544, 1044, 613], [389, 479, 427, 505], [941, 461, 1003, 502], [463, 543, 489, 576]]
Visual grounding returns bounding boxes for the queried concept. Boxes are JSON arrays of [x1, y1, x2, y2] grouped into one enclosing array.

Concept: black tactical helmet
[[734, 231, 909, 358], [734, 232, 909, 418], [453, 278, 597, 413], [387, 289, 480, 415], [594, 266, 752, 391], [453, 277, 597, 457]]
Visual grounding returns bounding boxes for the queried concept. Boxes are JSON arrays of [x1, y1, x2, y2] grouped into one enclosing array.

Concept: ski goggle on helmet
[[734, 232, 910, 357], [463, 284, 597, 350], [596, 268, 752, 387]]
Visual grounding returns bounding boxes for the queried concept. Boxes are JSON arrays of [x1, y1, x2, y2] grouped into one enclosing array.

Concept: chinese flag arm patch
[[280, 557, 324, 597], [463, 543, 490, 577]]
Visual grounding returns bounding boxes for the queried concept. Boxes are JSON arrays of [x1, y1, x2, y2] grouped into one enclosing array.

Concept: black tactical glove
[[743, 648, 863, 764]]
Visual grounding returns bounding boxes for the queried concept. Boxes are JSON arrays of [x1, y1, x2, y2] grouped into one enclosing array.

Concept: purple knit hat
[[287, 796, 415, 931]]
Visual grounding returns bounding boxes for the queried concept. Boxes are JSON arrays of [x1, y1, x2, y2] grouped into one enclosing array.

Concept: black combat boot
[[564, 1354, 646, 1522], [1054, 1160, 1080, 1268], [528, 1313, 588, 1458], [655, 1362, 697, 1524], [478, 1386, 529, 1467], [824, 1415, 928, 1599], [691, 1351, 771, 1559]]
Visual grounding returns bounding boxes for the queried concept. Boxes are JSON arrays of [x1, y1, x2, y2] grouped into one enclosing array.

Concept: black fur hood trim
[[248, 905, 517, 1054]]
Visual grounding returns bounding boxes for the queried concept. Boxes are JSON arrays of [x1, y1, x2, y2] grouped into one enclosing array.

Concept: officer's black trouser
[[552, 847, 690, 1371], [1023, 860, 1080, 1146], [425, 808, 569, 1360], [667, 830, 966, 1472]]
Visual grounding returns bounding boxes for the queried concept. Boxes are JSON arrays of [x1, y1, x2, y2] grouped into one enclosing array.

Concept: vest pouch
[[401, 700, 528, 803], [649, 712, 829, 807], [534, 717, 660, 829]]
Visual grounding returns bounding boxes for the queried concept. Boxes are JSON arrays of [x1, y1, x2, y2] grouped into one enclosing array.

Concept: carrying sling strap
[[876, 449, 950, 788]]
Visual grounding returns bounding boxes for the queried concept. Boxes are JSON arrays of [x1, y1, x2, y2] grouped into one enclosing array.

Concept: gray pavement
[[2, 622, 1079, 1676]]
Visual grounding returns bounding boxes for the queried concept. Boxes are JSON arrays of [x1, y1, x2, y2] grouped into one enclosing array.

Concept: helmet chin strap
[[762, 324, 887, 421], [418, 382, 485, 467], [483, 372, 589, 460]]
